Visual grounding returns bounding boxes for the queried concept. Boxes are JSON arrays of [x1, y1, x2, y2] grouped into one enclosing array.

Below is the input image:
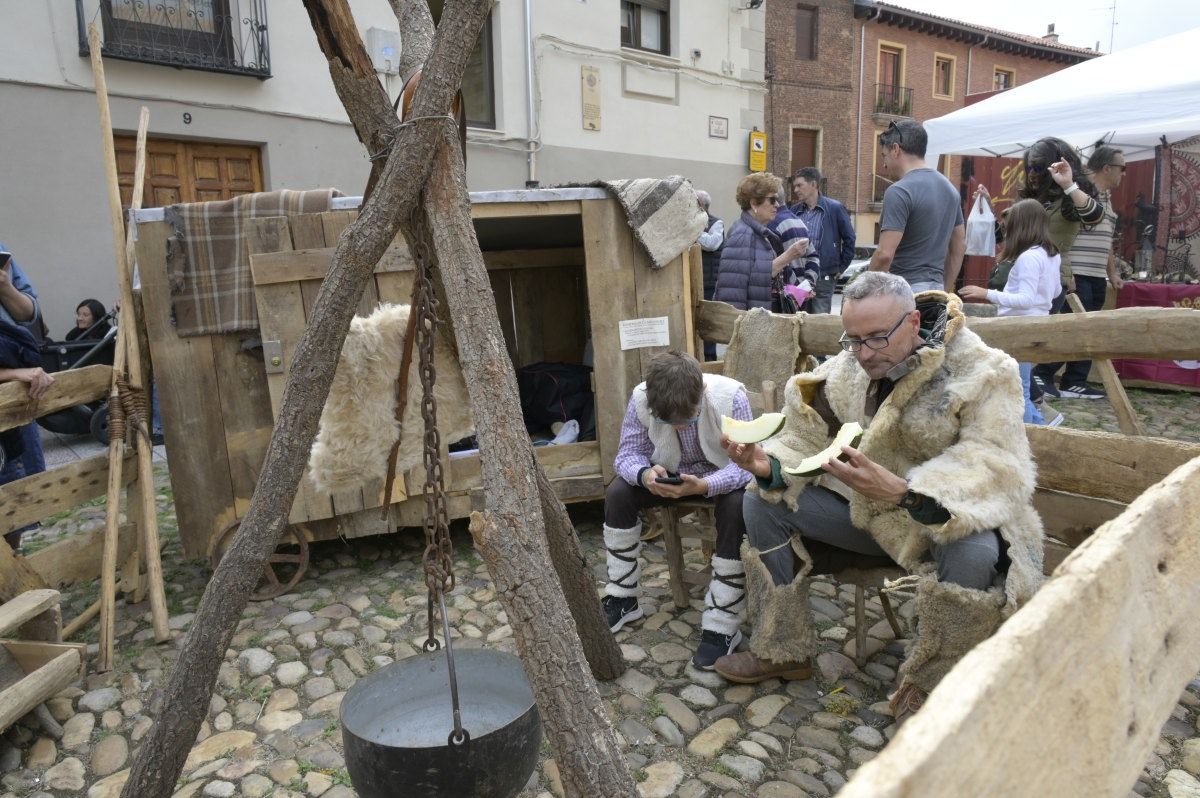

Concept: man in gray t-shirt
[[870, 121, 965, 292]]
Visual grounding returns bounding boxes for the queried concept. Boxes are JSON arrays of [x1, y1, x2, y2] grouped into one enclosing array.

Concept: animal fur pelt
[[723, 307, 804, 402], [897, 575, 1006, 692], [742, 543, 816, 664], [308, 303, 474, 495]]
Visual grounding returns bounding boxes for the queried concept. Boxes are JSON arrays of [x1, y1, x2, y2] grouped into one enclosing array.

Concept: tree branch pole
[[119, 2, 492, 795], [418, 127, 636, 795]]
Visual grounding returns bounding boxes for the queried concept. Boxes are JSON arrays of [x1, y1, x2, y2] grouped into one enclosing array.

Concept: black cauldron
[[341, 648, 541, 798]]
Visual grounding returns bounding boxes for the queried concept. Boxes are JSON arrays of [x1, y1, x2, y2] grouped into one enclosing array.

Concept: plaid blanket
[[164, 189, 341, 336], [590, 176, 707, 269]]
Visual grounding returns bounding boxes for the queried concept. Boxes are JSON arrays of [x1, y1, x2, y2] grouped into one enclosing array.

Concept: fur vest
[[756, 291, 1044, 612], [633, 374, 741, 472]]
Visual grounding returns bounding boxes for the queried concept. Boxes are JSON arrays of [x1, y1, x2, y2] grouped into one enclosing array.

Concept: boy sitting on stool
[[603, 351, 753, 669]]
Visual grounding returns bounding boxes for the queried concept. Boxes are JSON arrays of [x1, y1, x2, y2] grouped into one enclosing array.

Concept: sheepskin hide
[[897, 575, 1006, 692], [742, 543, 817, 664], [308, 303, 474, 495], [753, 291, 1044, 613]]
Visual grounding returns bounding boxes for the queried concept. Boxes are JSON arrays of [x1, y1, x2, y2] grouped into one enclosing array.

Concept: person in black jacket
[[695, 191, 724, 360], [63, 299, 116, 366]]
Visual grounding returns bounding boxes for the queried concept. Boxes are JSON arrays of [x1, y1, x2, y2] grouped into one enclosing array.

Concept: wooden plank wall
[[136, 222, 240, 557]]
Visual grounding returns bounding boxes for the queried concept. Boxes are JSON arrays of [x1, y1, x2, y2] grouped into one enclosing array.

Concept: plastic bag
[[965, 194, 997, 257]]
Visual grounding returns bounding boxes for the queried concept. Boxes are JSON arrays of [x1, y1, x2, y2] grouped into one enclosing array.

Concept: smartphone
[[0, 251, 11, 270], [655, 474, 684, 485]]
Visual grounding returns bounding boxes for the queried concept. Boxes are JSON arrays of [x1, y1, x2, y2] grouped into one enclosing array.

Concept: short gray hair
[[842, 271, 915, 312], [695, 190, 711, 210]]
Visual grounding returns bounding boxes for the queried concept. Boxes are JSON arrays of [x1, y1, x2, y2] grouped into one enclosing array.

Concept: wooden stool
[[832, 565, 907, 667], [659, 499, 717, 610]]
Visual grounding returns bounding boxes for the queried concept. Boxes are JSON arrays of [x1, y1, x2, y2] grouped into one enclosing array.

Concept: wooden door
[[879, 46, 901, 89], [790, 129, 818, 181], [114, 137, 263, 208]]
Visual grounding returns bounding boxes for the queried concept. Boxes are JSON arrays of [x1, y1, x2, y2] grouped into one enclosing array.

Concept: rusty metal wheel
[[209, 521, 312, 601]]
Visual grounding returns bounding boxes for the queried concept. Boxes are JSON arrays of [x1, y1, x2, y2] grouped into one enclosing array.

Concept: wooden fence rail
[[697, 301, 1200, 363]]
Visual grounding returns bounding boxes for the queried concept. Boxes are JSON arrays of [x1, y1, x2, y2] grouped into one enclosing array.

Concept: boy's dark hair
[[878, 120, 928, 158], [645, 351, 704, 423]]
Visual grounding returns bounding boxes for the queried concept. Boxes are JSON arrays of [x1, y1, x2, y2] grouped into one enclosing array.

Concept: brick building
[[765, 0, 1097, 242]]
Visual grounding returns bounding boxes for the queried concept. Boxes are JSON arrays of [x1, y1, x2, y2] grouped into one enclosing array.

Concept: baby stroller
[[37, 309, 119, 444]]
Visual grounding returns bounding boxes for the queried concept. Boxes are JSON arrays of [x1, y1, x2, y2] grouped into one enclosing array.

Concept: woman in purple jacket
[[713, 173, 809, 311]]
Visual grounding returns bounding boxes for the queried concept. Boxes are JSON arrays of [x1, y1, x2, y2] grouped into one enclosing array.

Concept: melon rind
[[721, 412, 787, 444], [783, 422, 865, 476]]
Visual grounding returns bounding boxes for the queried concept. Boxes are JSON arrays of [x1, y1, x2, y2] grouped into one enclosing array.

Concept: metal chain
[[408, 224, 455, 646]]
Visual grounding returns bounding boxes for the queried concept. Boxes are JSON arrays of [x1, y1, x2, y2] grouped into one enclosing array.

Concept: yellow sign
[[748, 130, 767, 172]]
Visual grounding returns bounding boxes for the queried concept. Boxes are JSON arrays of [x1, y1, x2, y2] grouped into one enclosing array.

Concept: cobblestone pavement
[[1, 386, 1197, 798]]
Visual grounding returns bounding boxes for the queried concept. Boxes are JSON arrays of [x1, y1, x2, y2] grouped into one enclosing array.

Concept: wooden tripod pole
[[1064, 292, 1145, 436], [89, 23, 170, 653]]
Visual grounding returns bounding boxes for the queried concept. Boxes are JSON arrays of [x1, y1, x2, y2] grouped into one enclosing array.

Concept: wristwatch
[[897, 489, 923, 510]]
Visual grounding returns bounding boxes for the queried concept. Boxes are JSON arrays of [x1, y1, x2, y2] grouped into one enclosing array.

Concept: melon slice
[[721, 412, 786, 444], [783, 422, 865, 476]]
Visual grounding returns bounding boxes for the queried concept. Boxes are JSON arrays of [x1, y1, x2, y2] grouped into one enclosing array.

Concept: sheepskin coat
[[755, 291, 1044, 613]]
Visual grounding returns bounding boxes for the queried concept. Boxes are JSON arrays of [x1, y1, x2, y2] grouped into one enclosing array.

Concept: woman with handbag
[[714, 173, 809, 312]]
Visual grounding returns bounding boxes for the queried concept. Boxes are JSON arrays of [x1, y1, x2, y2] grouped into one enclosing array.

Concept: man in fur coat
[[604, 351, 753, 670], [714, 272, 1043, 724]]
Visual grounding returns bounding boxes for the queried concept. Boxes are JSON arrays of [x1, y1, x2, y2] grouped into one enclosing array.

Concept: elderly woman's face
[[750, 194, 780, 225], [76, 306, 95, 329]]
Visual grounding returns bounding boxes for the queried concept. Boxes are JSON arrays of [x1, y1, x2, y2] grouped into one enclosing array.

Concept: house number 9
[[183, 112, 193, 124]]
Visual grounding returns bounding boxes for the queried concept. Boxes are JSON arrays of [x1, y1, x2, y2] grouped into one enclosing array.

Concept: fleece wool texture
[[308, 303, 474, 495], [753, 291, 1044, 616]]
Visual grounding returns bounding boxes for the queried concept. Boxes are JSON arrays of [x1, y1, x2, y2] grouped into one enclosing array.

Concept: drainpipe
[[966, 33, 989, 95], [524, 0, 538, 187], [854, 4, 881, 222]]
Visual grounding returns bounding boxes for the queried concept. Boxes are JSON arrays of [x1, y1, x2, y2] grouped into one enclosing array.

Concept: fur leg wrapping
[[603, 523, 642, 598], [898, 576, 1007, 692], [743, 544, 816, 664], [702, 556, 746, 636]]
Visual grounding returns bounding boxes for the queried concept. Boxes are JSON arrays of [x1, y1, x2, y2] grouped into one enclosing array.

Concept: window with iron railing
[[76, 0, 270, 79], [874, 83, 912, 117]]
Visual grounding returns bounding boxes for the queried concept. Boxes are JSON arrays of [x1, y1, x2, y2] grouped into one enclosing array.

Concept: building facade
[[0, 0, 765, 332], [765, 0, 1097, 242]]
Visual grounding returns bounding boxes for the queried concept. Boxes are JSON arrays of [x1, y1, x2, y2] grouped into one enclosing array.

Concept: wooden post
[[87, 26, 170, 644], [1064, 293, 1144, 436]]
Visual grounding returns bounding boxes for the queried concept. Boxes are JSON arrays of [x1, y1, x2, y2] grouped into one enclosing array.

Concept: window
[[621, 0, 670, 55], [79, 0, 270, 78], [430, 1, 496, 129], [994, 68, 1016, 91], [933, 54, 955, 98], [795, 5, 818, 60]]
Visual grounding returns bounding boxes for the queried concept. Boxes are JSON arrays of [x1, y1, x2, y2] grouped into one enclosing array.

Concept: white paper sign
[[619, 317, 670, 351]]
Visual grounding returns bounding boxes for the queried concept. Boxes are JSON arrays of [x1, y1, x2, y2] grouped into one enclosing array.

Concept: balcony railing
[[77, 0, 270, 79], [874, 83, 912, 117]]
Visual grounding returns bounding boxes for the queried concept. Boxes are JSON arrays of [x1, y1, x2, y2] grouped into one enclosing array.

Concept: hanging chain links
[[409, 226, 455, 648]]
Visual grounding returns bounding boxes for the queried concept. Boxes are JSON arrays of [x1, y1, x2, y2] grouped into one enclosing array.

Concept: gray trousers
[[744, 487, 1002, 591]]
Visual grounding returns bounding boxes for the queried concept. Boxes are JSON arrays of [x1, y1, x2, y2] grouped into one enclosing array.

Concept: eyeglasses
[[1107, 163, 1127, 173], [838, 313, 911, 353], [756, 195, 781, 206]]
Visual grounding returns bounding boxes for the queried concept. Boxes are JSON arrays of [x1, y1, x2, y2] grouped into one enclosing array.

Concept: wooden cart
[[134, 188, 701, 586]]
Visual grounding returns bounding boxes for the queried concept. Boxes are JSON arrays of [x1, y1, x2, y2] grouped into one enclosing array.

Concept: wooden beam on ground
[[0, 590, 60, 639], [0, 365, 112, 433], [1028, 426, 1200, 504], [0, 643, 85, 735], [696, 301, 1200, 363], [1065, 293, 1144, 436], [25, 524, 137, 591], [0, 452, 135, 538], [838, 455, 1200, 798]]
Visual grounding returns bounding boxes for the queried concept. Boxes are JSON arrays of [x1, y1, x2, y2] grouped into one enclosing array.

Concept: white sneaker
[[1047, 413, 1065, 427]]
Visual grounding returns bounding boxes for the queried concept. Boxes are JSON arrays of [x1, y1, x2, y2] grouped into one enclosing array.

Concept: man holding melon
[[714, 272, 1043, 726], [603, 351, 754, 670]]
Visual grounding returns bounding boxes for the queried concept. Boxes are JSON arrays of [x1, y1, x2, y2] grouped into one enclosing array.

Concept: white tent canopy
[[924, 26, 1200, 164]]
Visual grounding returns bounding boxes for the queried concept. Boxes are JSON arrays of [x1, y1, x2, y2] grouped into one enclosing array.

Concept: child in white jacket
[[960, 199, 1062, 425]]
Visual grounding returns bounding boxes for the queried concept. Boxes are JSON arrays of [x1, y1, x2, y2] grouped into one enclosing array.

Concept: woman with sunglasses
[[714, 172, 809, 312]]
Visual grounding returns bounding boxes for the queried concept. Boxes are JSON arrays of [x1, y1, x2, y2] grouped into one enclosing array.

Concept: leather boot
[[714, 651, 812, 684]]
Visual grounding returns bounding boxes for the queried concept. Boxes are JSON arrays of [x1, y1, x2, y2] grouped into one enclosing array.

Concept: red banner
[[1112, 282, 1200, 386]]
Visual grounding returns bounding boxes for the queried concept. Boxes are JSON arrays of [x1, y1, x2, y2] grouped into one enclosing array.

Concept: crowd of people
[[604, 120, 1128, 724]]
